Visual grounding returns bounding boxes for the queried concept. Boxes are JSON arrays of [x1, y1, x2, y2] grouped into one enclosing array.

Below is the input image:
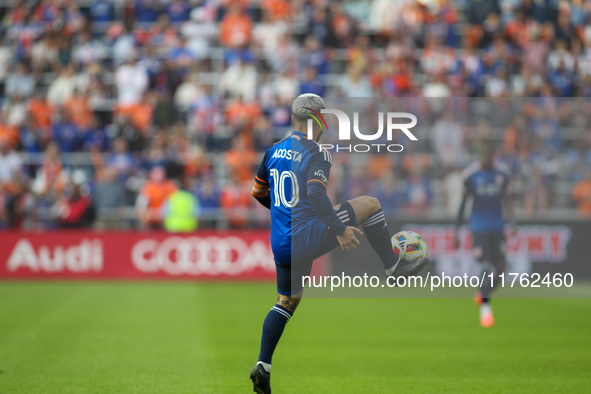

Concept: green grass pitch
[[1, 281, 590, 393]]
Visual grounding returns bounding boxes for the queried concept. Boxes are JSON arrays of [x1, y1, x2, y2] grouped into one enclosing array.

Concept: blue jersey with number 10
[[254, 131, 333, 265]]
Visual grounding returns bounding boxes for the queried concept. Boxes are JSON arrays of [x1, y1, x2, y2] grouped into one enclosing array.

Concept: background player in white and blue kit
[[249, 93, 428, 393], [454, 142, 515, 328]]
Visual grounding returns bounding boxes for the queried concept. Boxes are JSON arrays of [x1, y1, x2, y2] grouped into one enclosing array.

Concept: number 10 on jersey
[[269, 169, 300, 208]]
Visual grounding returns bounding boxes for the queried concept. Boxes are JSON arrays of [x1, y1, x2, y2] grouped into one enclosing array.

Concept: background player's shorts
[[472, 231, 506, 265], [276, 201, 357, 295]]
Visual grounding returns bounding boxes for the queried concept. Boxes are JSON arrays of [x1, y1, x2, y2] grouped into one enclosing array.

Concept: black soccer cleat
[[250, 364, 271, 394]]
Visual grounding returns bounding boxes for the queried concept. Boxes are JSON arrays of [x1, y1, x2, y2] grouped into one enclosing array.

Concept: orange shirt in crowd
[[220, 0, 249, 7], [225, 100, 261, 125], [140, 180, 177, 210], [505, 20, 529, 48], [332, 12, 350, 37], [183, 148, 211, 177], [28, 98, 55, 129], [464, 25, 484, 48], [115, 103, 153, 132], [220, 183, 251, 227], [0, 124, 19, 148], [64, 96, 93, 129], [261, 0, 290, 20], [225, 147, 257, 182], [402, 153, 431, 174], [138, 180, 177, 224], [367, 155, 393, 180], [390, 70, 412, 93], [572, 179, 591, 216], [219, 11, 252, 47]]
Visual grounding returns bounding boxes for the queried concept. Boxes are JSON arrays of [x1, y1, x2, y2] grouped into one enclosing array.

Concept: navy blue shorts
[[472, 231, 506, 265], [276, 201, 357, 295]]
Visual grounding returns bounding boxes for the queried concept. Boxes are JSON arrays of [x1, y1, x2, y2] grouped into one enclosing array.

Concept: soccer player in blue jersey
[[454, 141, 515, 328], [248, 93, 429, 393]]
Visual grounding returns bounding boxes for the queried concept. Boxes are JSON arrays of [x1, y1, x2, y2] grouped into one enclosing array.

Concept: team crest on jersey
[[333, 204, 341, 211]]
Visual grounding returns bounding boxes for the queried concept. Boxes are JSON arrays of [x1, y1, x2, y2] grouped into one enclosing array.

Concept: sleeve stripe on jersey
[[251, 188, 269, 198], [313, 141, 332, 164], [255, 176, 269, 185], [307, 179, 327, 187], [321, 147, 332, 163]]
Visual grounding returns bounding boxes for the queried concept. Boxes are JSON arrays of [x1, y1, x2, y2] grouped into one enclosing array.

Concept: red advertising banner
[[405, 224, 572, 263], [0, 231, 278, 280]]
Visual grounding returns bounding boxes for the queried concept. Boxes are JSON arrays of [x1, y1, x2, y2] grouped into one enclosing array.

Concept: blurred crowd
[[1, 0, 591, 230]]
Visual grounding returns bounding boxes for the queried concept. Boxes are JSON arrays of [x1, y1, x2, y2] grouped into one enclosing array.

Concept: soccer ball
[[390, 230, 429, 276], [391, 230, 428, 261]]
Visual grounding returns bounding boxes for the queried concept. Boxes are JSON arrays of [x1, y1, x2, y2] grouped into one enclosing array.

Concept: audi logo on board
[[7, 239, 103, 273]]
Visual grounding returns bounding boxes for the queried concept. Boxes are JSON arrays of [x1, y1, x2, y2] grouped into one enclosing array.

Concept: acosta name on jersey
[[272, 149, 303, 162]]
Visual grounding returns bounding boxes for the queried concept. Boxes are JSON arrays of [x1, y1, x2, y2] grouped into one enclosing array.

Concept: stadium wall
[[0, 221, 587, 280]]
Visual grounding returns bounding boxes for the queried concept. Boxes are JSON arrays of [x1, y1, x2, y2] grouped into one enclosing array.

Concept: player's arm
[[306, 150, 361, 250], [454, 176, 471, 249], [252, 151, 271, 209]]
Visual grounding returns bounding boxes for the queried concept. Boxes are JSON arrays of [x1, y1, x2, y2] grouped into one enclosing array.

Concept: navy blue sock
[[258, 304, 292, 364], [362, 210, 397, 272]]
